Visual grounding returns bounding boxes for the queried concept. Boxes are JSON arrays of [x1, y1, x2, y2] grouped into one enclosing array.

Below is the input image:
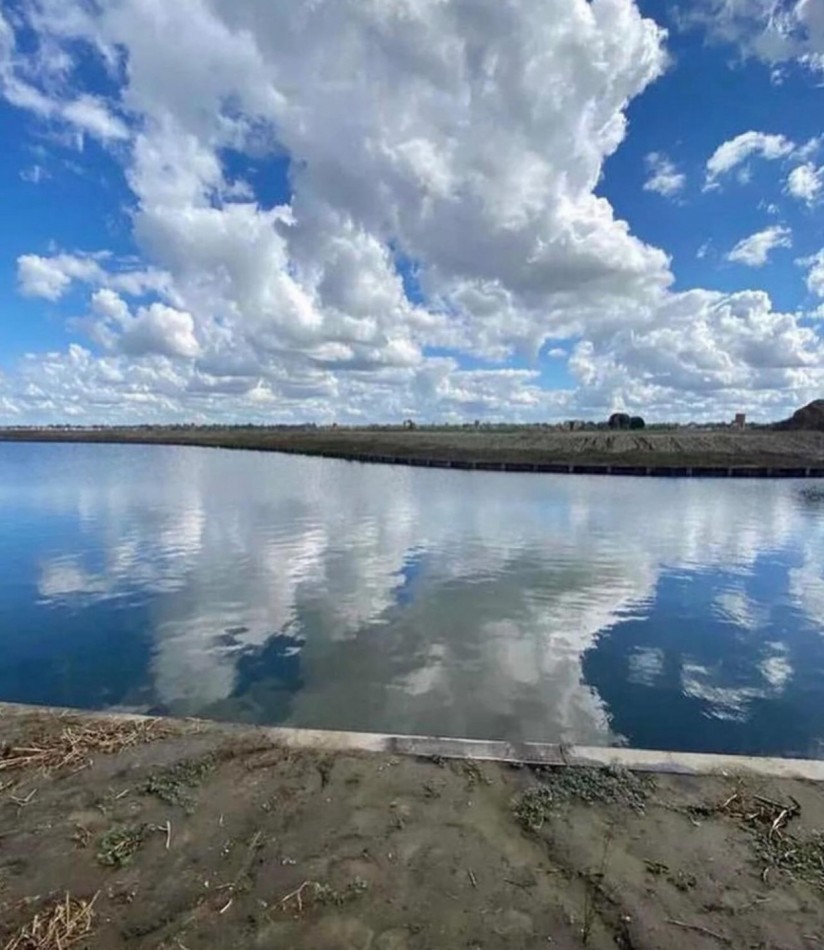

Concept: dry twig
[[667, 918, 731, 945], [277, 881, 314, 915], [9, 789, 37, 807]]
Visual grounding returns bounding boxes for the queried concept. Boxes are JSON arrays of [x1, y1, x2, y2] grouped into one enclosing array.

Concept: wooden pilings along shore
[[268, 447, 824, 479]]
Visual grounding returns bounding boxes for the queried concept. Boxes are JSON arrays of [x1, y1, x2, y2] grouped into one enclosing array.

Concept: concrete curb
[[257, 728, 824, 780], [3, 704, 823, 780]]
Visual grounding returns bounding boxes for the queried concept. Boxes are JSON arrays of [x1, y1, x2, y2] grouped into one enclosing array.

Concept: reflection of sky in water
[[1, 442, 824, 757]]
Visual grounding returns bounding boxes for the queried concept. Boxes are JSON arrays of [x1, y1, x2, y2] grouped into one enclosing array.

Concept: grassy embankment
[[4, 424, 824, 472]]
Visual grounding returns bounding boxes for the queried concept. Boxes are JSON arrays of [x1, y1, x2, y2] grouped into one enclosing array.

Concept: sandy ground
[[1, 709, 823, 949], [4, 425, 824, 470]]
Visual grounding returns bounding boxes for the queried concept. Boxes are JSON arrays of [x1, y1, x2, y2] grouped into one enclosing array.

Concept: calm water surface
[[2, 442, 824, 758]]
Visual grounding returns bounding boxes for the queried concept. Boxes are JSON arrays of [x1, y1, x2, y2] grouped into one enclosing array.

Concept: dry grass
[[2, 893, 98, 950], [4, 424, 824, 469], [715, 789, 800, 830], [0, 718, 171, 774], [705, 788, 824, 890]]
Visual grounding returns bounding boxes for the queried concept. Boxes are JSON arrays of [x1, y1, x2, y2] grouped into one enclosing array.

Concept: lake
[[1, 441, 823, 758]]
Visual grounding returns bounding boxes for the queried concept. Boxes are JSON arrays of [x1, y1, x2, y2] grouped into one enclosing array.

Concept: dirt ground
[[4, 425, 824, 470], [1, 710, 823, 949]]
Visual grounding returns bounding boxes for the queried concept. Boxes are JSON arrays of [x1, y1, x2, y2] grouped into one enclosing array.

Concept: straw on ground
[[0, 718, 169, 773], [2, 892, 98, 950]]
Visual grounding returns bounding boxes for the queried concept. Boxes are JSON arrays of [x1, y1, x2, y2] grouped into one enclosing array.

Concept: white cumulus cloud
[[643, 152, 686, 197], [88, 290, 199, 360], [0, 1, 823, 424], [726, 226, 792, 266], [705, 131, 795, 188], [61, 94, 129, 142], [786, 162, 823, 203], [686, 0, 824, 73], [17, 253, 105, 300], [17, 253, 171, 302], [0, 11, 128, 145], [119, 304, 201, 360], [801, 250, 824, 298]]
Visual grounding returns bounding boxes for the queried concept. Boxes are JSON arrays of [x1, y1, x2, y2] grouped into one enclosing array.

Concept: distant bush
[[629, 416, 645, 430], [608, 412, 631, 430]]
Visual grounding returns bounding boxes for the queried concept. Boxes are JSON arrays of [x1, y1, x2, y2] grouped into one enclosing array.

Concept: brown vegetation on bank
[[4, 423, 824, 473], [775, 399, 824, 432]]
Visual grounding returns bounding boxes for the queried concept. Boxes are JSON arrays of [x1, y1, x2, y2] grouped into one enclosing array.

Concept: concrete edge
[[3, 703, 823, 781], [262, 729, 824, 780]]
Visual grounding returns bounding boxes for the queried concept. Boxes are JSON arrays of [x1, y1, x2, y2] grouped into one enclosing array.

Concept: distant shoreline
[[3, 424, 824, 477]]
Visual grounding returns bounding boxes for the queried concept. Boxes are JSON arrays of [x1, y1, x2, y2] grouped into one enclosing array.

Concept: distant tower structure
[[733, 413, 746, 429]]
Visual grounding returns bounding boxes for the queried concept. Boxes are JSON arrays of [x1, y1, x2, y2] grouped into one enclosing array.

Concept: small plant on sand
[[97, 824, 159, 868], [459, 759, 490, 788], [142, 755, 215, 810], [545, 765, 654, 810], [513, 766, 654, 831], [754, 829, 824, 890], [276, 878, 369, 917], [513, 786, 555, 831]]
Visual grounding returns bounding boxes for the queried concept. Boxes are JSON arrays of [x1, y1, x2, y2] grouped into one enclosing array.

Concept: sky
[[0, 0, 823, 426]]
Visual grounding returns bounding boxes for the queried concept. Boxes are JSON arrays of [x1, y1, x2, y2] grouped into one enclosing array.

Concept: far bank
[[4, 424, 824, 476]]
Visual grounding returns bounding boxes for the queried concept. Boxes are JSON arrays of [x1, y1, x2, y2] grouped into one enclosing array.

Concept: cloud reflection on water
[[12, 442, 824, 753]]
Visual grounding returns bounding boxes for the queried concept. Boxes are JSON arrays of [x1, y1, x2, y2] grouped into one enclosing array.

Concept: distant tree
[[608, 412, 631, 430], [629, 416, 646, 430], [403, 418, 417, 430]]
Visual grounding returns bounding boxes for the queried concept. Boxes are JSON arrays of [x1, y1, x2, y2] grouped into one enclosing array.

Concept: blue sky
[[0, 0, 823, 424], [603, 0, 823, 310]]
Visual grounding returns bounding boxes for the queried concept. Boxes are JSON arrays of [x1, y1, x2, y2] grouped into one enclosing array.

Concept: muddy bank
[[1, 708, 823, 949], [4, 425, 824, 475]]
